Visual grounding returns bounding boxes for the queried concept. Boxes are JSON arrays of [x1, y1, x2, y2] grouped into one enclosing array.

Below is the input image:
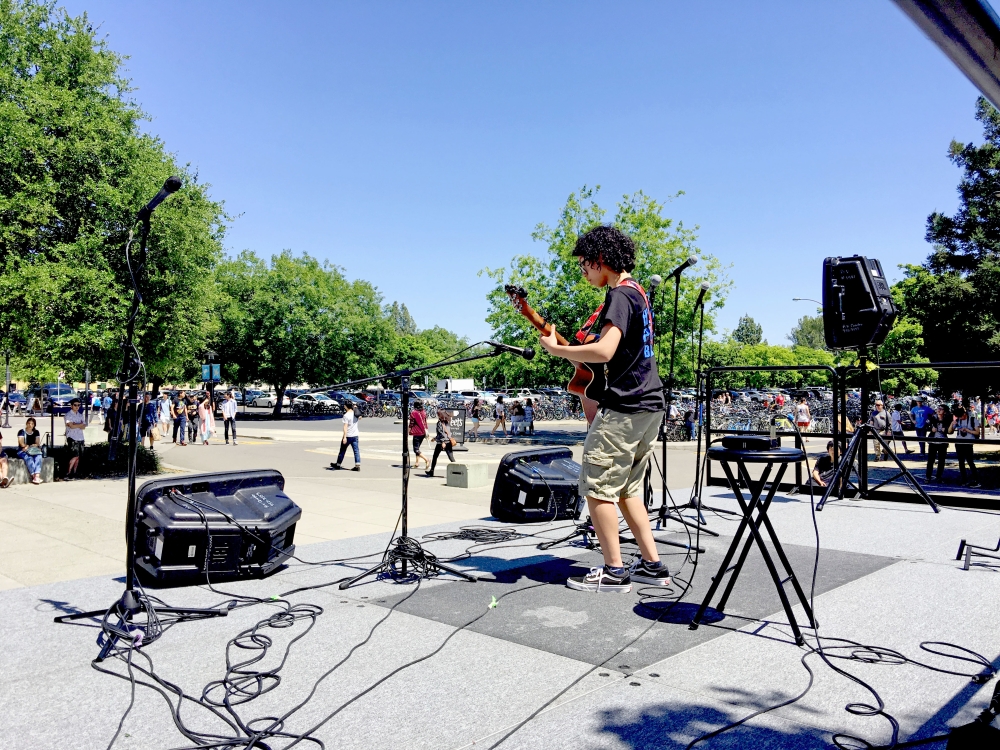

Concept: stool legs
[[690, 458, 815, 646]]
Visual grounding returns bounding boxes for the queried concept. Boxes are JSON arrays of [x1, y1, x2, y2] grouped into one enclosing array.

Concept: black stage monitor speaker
[[490, 447, 584, 523], [133, 469, 301, 587], [822, 256, 898, 350]]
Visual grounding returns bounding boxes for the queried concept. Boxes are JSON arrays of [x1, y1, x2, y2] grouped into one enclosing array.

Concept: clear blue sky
[[64, 0, 983, 344]]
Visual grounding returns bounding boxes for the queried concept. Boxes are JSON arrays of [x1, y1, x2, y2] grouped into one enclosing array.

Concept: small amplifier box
[[721, 436, 780, 451]]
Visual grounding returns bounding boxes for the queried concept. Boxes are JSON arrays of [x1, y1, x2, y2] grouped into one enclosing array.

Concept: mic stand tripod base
[[54, 588, 228, 662], [337, 536, 478, 589]]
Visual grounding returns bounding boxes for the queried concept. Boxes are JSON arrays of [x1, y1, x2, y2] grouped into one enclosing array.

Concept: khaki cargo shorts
[[579, 407, 662, 502]]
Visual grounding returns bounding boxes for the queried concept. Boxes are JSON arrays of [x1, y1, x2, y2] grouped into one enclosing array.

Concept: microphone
[[649, 274, 662, 289], [136, 175, 182, 222], [694, 282, 710, 308], [666, 255, 698, 280], [487, 341, 536, 360]]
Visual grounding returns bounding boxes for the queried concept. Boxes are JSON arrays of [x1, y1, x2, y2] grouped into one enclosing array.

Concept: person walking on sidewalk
[[952, 405, 981, 487], [198, 395, 215, 445], [221, 391, 238, 445], [870, 400, 890, 461], [64, 398, 87, 479], [330, 402, 361, 471], [890, 402, 912, 455], [926, 404, 953, 483], [409, 399, 430, 471], [489, 395, 507, 438], [186, 392, 200, 444], [524, 398, 535, 435], [426, 408, 456, 477], [157, 392, 172, 439], [911, 397, 934, 454], [91, 391, 102, 423], [140, 392, 159, 450], [468, 398, 482, 440], [538, 224, 670, 593], [172, 390, 188, 446]]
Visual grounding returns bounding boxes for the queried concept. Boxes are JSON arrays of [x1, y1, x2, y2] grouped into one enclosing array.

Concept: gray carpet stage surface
[[378, 537, 897, 671], [3, 486, 1000, 749]]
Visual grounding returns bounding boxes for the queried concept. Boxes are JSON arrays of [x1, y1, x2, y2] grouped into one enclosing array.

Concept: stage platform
[[2, 484, 999, 749]]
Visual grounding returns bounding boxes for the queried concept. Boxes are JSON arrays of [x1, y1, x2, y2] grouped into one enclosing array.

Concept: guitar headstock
[[504, 284, 527, 312]]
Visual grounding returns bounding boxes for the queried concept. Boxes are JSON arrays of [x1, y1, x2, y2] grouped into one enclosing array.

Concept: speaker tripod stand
[[816, 422, 939, 512]]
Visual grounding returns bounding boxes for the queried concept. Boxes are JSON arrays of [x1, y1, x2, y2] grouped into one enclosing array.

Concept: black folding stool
[[689, 446, 816, 646]]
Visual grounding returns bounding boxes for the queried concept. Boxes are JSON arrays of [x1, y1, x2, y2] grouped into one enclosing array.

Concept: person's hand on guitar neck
[[539, 323, 622, 363]]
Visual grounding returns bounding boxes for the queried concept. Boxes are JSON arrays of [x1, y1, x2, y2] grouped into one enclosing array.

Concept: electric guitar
[[504, 285, 603, 424]]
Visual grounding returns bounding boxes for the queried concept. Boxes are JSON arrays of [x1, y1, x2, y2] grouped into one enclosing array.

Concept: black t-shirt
[[172, 397, 184, 417], [814, 454, 834, 475], [18, 429, 39, 446], [597, 284, 664, 413]]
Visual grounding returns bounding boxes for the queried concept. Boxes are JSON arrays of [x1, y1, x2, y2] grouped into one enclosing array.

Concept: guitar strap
[[574, 278, 652, 343]]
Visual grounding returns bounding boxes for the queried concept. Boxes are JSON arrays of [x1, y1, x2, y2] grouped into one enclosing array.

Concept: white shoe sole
[[565, 579, 631, 593], [631, 574, 672, 586]]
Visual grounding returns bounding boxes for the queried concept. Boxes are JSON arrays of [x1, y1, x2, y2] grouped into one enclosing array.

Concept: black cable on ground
[[685, 421, 996, 750]]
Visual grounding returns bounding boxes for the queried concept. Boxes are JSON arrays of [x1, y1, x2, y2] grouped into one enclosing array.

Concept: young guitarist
[[539, 225, 670, 592]]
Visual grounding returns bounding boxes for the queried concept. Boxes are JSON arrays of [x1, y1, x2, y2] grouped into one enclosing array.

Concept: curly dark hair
[[572, 225, 636, 273]]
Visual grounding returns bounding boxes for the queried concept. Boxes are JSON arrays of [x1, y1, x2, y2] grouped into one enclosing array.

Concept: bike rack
[[704, 365, 841, 491]]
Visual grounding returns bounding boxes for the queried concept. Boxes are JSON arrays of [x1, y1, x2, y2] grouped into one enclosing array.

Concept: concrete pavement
[[0, 413, 698, 590]]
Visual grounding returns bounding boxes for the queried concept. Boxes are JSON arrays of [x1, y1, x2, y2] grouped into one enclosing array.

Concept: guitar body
[[567, 362, 602, 424], [505, 285, 602, 424]]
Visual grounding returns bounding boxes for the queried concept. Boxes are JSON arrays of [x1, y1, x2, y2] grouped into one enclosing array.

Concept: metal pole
[[859, 347, 869, 496], [2, 349, 10, 429], [400, 373, 410, 577]]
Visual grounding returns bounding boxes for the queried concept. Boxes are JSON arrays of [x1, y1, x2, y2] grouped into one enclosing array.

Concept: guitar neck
[[518, 305, 572, 347]]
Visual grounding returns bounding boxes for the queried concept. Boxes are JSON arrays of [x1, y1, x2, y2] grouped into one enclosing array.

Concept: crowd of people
[[807, 394, 988, 489]]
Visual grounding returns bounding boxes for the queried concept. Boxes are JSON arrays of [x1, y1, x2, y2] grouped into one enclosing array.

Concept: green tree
[[0, 0, 226, 386], [212, 250, 409, 411], [387, 302, 417, 335], [733, 315, 763, 346], [788, 314, 827, 350], [481, 186, 729, 387], [898, 97, 1000, 395], [702, 340, 835, 390]]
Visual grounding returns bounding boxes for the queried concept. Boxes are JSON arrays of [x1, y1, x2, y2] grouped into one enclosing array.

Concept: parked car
[[3, 391, 27, 409], [328, 391, 367, 410], [251, 391, 287, 408], [292, 393, 340, 415], [28, 383, 78, 414], [459, 390, 498, 405]]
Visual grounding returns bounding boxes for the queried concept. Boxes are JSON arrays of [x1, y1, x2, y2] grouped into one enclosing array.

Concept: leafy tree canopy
[[732, 315, 763, 346], [0, 0, 226, 385], [788, 313, 826, 350], [480, 186, 729, 388], [898, 97, 1000, 395]]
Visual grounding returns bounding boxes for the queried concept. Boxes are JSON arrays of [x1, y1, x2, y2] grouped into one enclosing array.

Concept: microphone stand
[[306, 343, 519, 590], [651, 273, 718, 542], [687, 294, 741, 521], [55, 189, 228, 659]]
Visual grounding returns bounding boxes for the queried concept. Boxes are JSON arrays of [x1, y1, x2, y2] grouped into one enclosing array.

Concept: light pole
[[792, 297, 823, 307]]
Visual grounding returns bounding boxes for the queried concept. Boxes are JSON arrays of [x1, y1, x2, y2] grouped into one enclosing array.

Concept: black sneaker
[[330, 462, 342, 470], [629, 559, 672, 586], [351, 465, 360, 472], [566, 566, 631, 593]]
